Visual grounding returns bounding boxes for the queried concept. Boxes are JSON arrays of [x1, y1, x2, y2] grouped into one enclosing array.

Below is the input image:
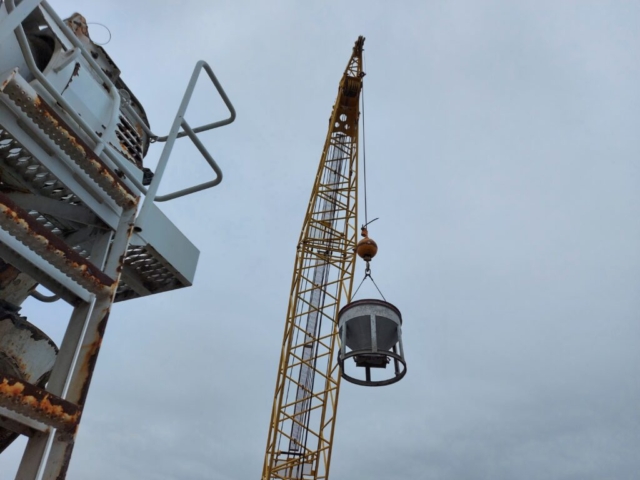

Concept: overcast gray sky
[[2, 0, 640, 479]]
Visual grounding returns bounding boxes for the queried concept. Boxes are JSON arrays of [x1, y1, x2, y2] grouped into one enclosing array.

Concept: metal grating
[[1, 72, 137, 208], [1, 122, 189, 302], [0, 128, 91, 257], [0, 128, 81, 206], [115, 115, 144, 169], [115, 244, 186, 302], [0, 193, 114, 294]]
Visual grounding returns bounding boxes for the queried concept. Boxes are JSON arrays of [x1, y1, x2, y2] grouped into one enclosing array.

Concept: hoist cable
[[361, 71, 369, 227]]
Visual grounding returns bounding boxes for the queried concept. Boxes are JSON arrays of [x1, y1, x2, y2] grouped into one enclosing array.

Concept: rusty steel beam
[[0, 192, 114, 294], [36, 208, 137, 480], [0, 374, 79, 434]]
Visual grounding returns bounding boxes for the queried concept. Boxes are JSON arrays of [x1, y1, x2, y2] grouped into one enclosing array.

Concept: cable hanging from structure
[[353, 62, 386, 302]]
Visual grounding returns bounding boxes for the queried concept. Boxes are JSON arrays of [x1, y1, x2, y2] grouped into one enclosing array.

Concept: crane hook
[[356, 225, 378, 262]]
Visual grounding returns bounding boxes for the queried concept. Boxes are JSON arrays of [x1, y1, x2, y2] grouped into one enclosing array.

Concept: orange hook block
[[356, 227, 378, 261]]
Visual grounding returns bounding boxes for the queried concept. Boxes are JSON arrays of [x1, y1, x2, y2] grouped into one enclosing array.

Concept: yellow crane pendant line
[[262, 36, 365, 480]]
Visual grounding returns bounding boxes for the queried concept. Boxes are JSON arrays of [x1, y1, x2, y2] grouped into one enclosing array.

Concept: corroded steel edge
[[0, 192, 114, 293], [0, 73, 138, 209], [0, 374, 79, 433]]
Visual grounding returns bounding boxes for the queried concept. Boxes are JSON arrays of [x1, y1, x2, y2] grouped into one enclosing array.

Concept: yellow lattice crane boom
[[262, 37, 365, 480]]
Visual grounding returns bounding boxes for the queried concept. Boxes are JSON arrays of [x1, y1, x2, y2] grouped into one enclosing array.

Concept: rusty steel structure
[[0, 1, 235, 478], [262, 37, 365, 480]]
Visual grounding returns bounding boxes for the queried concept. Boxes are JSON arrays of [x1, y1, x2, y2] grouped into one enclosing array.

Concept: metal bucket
[[338, 299, 406, 386]]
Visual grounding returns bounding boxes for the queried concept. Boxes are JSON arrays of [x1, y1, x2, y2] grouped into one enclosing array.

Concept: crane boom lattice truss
[[262, 37, 365, 480]]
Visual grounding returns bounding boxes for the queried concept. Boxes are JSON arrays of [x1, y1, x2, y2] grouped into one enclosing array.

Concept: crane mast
[[262, 37, 365, 480]]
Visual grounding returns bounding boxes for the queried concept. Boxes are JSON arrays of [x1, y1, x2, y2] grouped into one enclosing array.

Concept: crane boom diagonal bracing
[[262, 37, 365, 480]]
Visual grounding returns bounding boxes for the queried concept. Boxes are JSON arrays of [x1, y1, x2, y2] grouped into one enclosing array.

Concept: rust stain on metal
[[55, 442, 75, 480], [117, 141, 136, 163], [0, 193, 115, 290], [77, 310, 109, 407], [31, 95, 138, 208], [112, 221, 136, 280], [116, 254, 127, 273], [3, 74, 138, 208], [0, 69, 16, 91], [74, 220, 130, 405], [60, 62, 81, 96], [65, 14, 90, 37], [0, 375, 80, 431], [9, 90, 138, 207], [0, 261, 21, 289]]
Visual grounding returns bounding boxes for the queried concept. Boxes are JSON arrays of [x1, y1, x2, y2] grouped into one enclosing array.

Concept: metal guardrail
[[140, 61, 236, 210]]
